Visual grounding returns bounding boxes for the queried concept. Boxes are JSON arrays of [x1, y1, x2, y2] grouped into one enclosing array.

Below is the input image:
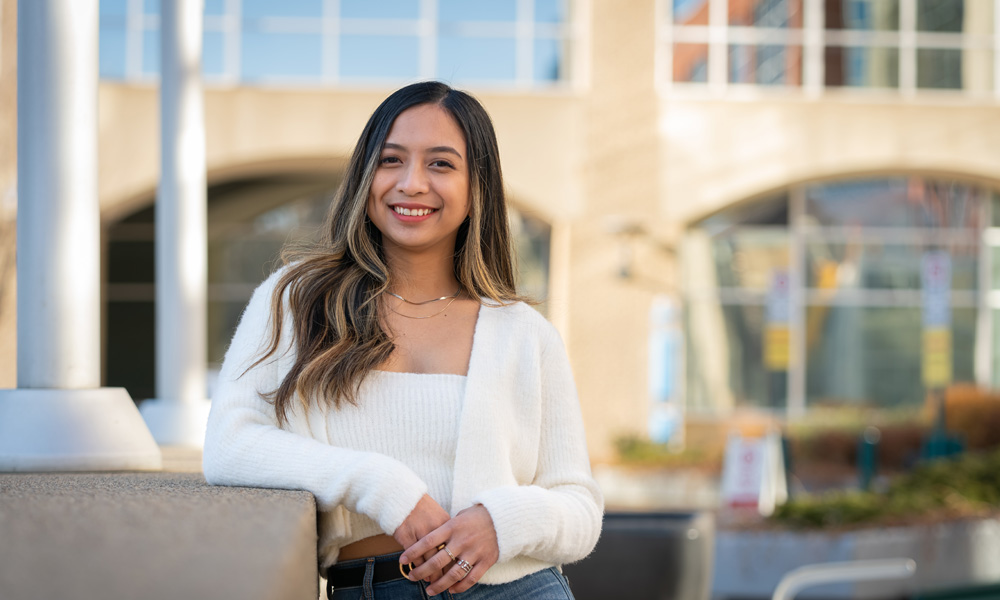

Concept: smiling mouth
[[392, 206, 436, 217]]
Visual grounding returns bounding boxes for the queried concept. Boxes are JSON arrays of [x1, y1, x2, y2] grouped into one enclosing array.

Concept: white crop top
[[317, 370, 465, 561]]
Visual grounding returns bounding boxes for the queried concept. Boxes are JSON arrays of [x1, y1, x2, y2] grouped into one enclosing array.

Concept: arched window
[[683, 175, 1000, 416]]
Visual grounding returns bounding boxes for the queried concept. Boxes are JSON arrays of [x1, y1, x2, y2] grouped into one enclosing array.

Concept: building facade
[[2, 0, 1000, 460]]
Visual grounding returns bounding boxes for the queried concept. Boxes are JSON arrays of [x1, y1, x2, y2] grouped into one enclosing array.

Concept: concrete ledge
[[0, 472, 318, 600]]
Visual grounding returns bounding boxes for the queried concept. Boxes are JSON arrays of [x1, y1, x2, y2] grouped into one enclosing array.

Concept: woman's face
[[366, 103, 471, 261]]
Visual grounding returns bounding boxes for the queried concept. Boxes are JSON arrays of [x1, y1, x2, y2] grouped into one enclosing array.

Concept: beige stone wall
[[569, 0, 671, 462], [98, 86, 585, 223], [661, 97, 1000, 224]]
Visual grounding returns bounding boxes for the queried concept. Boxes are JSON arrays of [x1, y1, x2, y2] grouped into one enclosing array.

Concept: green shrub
[[771, 448, 1000, 529], [613, 435, 721, 470]]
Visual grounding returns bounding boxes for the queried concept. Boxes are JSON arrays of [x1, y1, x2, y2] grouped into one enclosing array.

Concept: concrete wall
[[0, 472, 319, 600]]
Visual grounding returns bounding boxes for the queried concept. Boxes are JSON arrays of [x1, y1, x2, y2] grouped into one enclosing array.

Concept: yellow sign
[[922, 328, 952, 387], [764, 324, 789, 370]]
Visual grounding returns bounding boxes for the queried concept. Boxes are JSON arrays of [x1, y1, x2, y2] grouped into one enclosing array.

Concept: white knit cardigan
[[202, 268, 604, 585]]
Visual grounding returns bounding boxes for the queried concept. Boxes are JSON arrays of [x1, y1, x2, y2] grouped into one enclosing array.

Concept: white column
[[0, 0, 161, 471], [140, 0, 211, 447]]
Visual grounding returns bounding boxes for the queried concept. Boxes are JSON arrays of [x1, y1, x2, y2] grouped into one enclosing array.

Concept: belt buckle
[[399, 561, 414, 580]]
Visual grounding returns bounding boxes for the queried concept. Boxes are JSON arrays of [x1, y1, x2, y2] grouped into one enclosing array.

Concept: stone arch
[[686, 166, 1000, 226], [103, 157, 347, 402]]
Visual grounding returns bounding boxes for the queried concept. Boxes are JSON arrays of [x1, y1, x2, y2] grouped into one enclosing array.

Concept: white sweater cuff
[[473, 485, 551, 563]]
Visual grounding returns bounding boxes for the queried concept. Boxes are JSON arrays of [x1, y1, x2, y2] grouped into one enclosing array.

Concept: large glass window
[[662, 0, 998, 95], [98, 0, 574, 87], [683, 175, 999, 415]]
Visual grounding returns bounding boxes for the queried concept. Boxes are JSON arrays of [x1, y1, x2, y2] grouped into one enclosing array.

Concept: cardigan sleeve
[[202, 270, 428, 536], [471, 322, 604, 565]]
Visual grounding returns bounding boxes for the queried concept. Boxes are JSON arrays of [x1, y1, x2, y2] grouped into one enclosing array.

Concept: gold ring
[[457, 558, 473, 575], [442, 545, 457, 562]]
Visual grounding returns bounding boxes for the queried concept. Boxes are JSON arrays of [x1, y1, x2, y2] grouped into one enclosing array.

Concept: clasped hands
[[393, 494, 499, 596]]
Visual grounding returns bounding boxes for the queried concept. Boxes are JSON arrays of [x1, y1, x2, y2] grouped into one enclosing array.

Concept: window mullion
[[975, 199, 993, 386], [322, 0, 339, 83], [516, 0, 535, 88], [419, 0, 437, 80], [225, 0, 241, 83], [802, 0, 823, 96], [899, 0, 917, 95], [708, 0, 728, 92], [660, 0, 674, 89], [126, 0, 144, 79]]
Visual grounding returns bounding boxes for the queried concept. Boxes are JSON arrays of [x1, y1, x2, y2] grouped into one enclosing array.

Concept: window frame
[[658, 0, 1000, 100], [682, 177, 1000, 417], [99, 0, 579, 89]]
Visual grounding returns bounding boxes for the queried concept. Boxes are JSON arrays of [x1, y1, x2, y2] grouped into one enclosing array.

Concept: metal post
[[0, 0, 161, 471], [140, 0, 211, 447]]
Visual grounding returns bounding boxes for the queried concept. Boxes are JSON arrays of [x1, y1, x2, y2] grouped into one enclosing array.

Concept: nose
[[397, 163, 429, 196]]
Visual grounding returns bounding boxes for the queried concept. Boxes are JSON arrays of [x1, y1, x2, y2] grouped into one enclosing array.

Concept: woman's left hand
[[400, 504, 499, 595]]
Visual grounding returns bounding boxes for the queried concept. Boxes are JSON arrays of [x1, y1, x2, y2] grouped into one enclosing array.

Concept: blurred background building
[[1, 0, 1000, 461]]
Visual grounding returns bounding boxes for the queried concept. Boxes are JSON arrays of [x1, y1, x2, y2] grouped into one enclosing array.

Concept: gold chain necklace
[[385, 287, 461, 306], [386, 293, 461, 319]]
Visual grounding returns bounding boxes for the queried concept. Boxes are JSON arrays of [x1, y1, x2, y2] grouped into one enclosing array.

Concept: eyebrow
[[383, 142, 464, 160]]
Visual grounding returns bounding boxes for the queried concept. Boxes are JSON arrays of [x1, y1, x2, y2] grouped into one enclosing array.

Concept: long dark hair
[[251, 81, 522, 425]]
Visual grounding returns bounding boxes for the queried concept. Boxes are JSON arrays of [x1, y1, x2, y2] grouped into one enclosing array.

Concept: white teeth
[[393, 206, 434, 216]]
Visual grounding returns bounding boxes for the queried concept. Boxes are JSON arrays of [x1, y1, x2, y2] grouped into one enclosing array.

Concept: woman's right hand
[[393, 494, 451, 574]]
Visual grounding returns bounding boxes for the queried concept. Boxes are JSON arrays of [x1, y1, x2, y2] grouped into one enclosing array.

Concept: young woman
[[203, 81, 603, 599]]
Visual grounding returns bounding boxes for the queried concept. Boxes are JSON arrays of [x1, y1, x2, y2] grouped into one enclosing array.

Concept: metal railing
[[772, 558, 917, 600]]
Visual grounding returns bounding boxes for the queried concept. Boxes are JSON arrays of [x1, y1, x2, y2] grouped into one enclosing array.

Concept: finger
[[400, 526, 450, 565], [418, 548, 444, 582], [408, 548, 452, 582], [421, 546, 439, 567], [425, 562, 470, 596], [447, 556, 488, 595]]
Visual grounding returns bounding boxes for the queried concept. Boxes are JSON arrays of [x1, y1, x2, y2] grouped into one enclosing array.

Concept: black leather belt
[[326, 554, 409, 597]]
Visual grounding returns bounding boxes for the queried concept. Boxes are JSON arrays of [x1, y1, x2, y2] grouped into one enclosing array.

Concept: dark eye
[[379, 156, 401, 165], [430, 159, 454, 169]]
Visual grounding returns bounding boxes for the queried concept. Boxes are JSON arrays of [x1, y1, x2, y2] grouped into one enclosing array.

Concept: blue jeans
[[328, 553, 575, 600]]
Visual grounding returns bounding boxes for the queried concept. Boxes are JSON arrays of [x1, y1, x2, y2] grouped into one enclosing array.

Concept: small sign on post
[[720, 431, 788, 516]]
